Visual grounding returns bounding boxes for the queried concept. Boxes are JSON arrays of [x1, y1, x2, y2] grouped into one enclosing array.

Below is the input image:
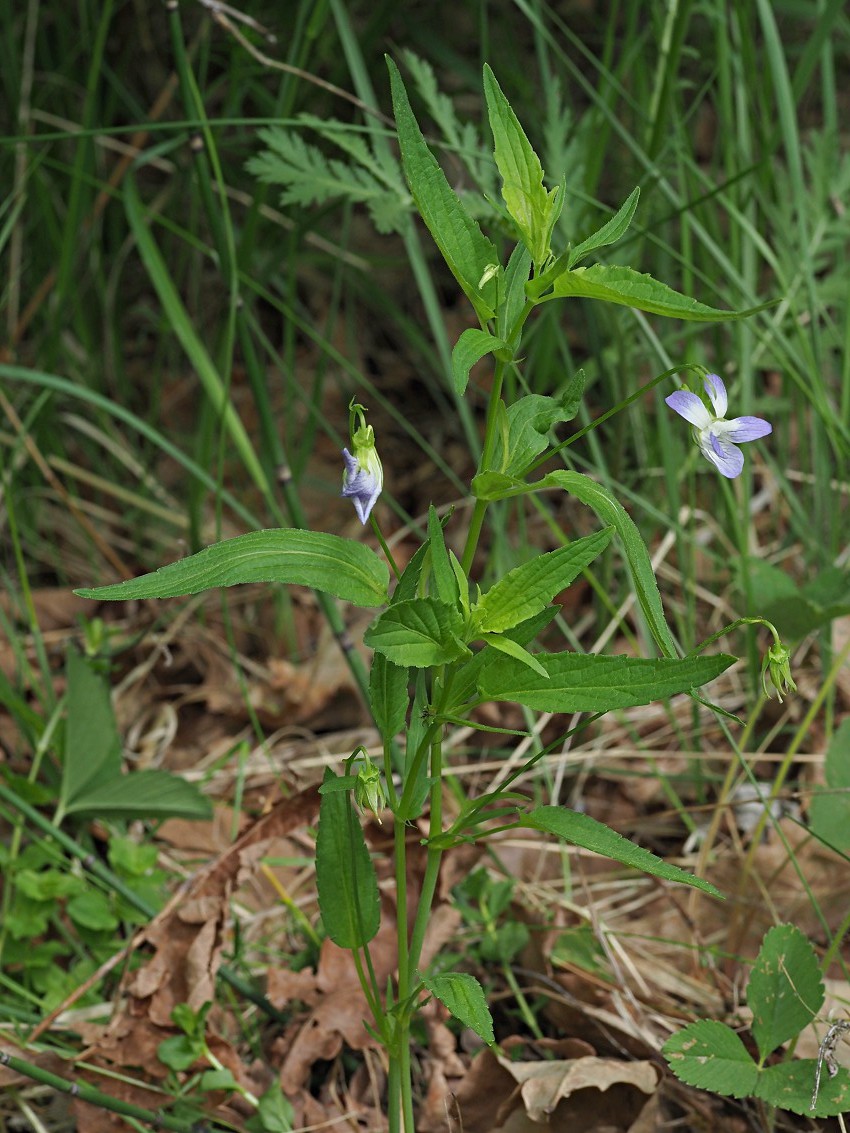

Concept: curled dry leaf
[[498, 1052, 658, 1124]]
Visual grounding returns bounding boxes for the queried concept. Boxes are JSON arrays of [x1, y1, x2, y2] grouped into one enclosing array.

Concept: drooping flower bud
[[761, 640, 797, 702], [341, 402, 383, 524], [354, 755, 387, 823]]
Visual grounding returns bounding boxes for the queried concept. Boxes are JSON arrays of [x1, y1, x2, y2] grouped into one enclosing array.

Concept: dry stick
[[205, 6, 395, 129]]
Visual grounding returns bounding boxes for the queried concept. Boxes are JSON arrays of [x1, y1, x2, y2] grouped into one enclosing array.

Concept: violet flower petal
[[665, 391, 712, 429]]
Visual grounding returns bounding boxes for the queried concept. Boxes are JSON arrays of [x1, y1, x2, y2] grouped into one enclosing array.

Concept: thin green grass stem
[[0, 1051, 234, 1133]]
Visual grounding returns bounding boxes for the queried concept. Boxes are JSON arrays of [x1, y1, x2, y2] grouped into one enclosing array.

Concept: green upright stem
[[460, 358, 507, 575]]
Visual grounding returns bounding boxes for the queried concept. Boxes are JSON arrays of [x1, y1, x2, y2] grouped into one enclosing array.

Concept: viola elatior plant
[[76, 59, 795, 1133], [665, 372, 772, 478]]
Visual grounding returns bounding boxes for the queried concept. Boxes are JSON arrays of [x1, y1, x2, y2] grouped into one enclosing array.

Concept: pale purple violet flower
[[665, 373, 772, 478], [341, 402, 383, 523]]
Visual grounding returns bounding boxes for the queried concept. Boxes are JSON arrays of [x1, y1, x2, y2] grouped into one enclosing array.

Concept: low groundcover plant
[[75, 60, 793, 1132]]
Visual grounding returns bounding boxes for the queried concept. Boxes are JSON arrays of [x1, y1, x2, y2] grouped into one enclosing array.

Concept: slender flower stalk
[[666, 373, 772, 478]]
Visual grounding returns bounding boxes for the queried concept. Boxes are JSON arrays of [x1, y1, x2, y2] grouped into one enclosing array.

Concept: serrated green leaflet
[[478, 651, 733, 713], [476, 528, 612, 633], [316, 768, 380, 950], [451, 328, 508, 395], [749, 924, 823, 1059], [422, 972, 494, 1045], [483, 64, 558, 267], [663, 1020, 758, 1096], [492, 382, 586, 478], [546, 264, 769, 320], [757, 1062, 850, 1117], [524, 807, 723, 897], [75, 529, 390, 608], [387, 57, 498, 323], [364, 597, 471, 667]]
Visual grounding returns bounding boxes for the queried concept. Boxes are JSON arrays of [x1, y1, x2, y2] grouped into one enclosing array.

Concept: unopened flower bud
[[354, 757, 387, 823], [342, 403, 383, 524], [761, 641, 797, 702]]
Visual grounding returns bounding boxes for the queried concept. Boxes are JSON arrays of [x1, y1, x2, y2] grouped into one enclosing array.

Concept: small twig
[[811, 1019, 850, 1110]]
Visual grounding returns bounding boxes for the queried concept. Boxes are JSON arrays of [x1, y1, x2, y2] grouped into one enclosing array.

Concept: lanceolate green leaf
[[60, 649, 122, 815], [478, 651, 734, 712], [568, 186, 640, 268], [524, 807, 723, 898], [477, 528, 612, 633], [369, 653, 410, 739], [541, 471, 678, 657], [316, 768, 380, 949], [387, 56, 498, 323], [75, 530, 390, 608], [483, 64, 558, 267], [63, 770, 212, 820], [546, 264, 768, 320], [422, 972, 495, 1045], [451, 328, 508, 395], [364, 597, 471, 667]]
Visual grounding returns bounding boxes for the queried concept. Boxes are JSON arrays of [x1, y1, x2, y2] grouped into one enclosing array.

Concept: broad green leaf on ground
[[75, 530, 390, 608], [364, 597, 471, 667], [809, 719, 850, 851], [316, 768, 380, 949], [369, 653, 410, 740], [478, 651, 733, 712], [524, 807, 722, 897], [66, 890, 119, 932], [387, 57, 499, 323], [476, 528, 612, 633], [62, 769, 211, 821], [451, 328, 508, 395], [567, 187, 640, 268], [663, 1020, 758, 1096], [422, 971, 494, 1045], [748, 924, 824, 1059], [546, 264, 768, 320], [756, 1061, 850, 1117], [483, 64, 559, 267], [60, 649, 122, 816]]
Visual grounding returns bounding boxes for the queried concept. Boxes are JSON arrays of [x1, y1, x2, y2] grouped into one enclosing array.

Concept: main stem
[[460, 358, 506, 575]]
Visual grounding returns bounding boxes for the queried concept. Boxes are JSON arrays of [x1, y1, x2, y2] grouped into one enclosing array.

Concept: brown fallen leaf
[[498, 1053, 658, 1123]]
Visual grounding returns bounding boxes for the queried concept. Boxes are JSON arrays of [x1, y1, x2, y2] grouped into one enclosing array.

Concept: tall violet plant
[[77, 60, 787, 1133]]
